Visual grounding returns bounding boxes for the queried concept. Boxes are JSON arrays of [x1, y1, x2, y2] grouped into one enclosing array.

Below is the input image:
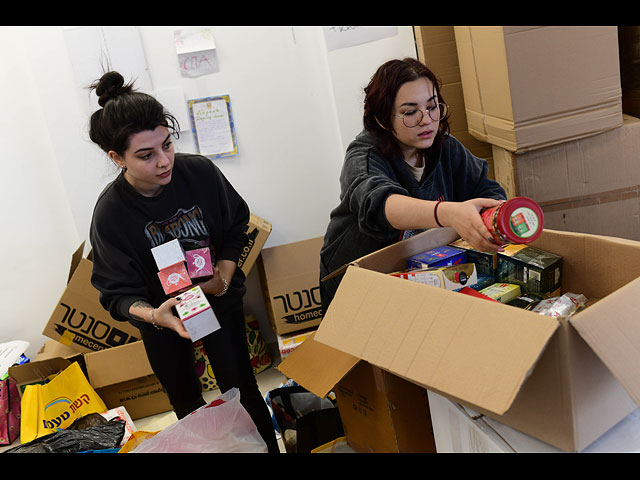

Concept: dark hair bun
[[93, 71, 134, 107]]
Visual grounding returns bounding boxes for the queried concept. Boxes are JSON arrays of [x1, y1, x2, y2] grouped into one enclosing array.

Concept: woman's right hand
[[153, 296, 191, 340], [437, 198, 505, 253]]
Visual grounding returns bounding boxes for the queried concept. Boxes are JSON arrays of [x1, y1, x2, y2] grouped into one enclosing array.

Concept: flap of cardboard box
[[569, 275, 640, 408], [84, 341, 155, 389], [277, 332, 360, 398], [312, 265, 559, 416], [322, 227, 460, 282]]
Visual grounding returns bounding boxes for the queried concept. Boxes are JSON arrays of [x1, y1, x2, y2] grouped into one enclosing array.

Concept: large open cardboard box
[[454, 26, 622, 153], [279, 227, 640, 452]]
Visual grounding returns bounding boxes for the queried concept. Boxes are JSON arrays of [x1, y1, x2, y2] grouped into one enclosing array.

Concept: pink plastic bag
[[130, 388, 267, 453]]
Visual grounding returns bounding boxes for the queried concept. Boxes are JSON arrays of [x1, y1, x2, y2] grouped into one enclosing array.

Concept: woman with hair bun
[[319, 58, 507, 311], [87, 71, 279, 452]]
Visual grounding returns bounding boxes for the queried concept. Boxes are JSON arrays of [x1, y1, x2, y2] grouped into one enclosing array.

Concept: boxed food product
[[174, 285, 220, 342], [479, 283, 521, 303], [391, 263, 478, 291], [449, 238, 496, 277], [497, 246, 562, 297], [407, 246, 466, 270]]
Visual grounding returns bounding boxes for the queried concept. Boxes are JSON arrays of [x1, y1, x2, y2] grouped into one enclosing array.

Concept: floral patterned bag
[[0, 376, 20, 445]]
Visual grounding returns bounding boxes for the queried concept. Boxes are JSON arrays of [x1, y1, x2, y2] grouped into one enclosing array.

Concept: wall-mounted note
[[188, 95, 238, 158], [174, 27, 219, 78], [323, 26, 398, 51]]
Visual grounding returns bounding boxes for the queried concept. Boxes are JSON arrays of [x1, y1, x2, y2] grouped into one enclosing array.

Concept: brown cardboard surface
[[334, 362, 436, 453], [282, 227, 640, 451], [455, 26, 622, 153], [510, 115, 640, 241], [84, 341, 154, 389], [84, 340, 172, 419], [42, 256, 141, 353], [258, 237, 324, 335], [315, 266, 558, 417], [238, 213, 272, 276], [277, 332, 359, 398], [415, 26, 492, 163]]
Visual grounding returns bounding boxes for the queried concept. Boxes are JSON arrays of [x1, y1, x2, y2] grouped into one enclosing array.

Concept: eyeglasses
[[393, 103, 448, 128]]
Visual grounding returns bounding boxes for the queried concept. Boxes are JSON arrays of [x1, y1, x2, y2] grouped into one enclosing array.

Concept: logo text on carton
[[273, 286, 322, 324], [53, 302, 140, 351]]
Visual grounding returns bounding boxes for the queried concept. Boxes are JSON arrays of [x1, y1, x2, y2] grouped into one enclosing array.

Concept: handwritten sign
[[323, 26, 398, 51], [174, 28, 219, 78], [188, 95, 238, 158]]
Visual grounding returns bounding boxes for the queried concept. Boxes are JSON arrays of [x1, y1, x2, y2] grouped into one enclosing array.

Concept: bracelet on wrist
[[150, 308, 163, 330], [214, 277, 229, 297], [434, 200, 445, 228]]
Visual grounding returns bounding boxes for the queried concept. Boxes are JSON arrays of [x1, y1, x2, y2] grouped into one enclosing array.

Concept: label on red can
[[509, 207, 540, 239]]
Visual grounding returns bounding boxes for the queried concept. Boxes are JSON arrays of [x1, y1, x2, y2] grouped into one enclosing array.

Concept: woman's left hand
[[198, 259, 236, 296]]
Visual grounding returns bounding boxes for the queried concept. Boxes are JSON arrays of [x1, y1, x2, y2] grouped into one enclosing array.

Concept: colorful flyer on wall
[[188, 95, 238, 158]]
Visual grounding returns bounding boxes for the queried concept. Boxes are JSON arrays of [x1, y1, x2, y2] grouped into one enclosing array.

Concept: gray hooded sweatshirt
[[319, 129, 506, 310]]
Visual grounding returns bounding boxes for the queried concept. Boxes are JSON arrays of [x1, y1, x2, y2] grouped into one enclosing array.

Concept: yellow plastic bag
[[20, 361, 107, 443]]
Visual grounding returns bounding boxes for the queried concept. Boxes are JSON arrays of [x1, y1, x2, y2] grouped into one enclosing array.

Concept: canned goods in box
[[481, 197, 544, 245]]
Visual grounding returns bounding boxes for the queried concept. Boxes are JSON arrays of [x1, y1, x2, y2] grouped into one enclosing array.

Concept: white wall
[[0, 26, 417, 359]]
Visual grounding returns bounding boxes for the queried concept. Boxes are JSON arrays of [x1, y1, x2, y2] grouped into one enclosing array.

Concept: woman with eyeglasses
[[319, 57, 507, 311]]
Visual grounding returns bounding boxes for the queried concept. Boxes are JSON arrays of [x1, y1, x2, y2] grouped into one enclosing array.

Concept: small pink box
[[185, 248, 214, 280], [158, 262, 192, 295]]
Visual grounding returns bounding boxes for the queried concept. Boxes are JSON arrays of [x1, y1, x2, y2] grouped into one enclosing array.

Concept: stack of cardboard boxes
[[9, 214, 272, 422], [453, 26, 640, 242], [279, 26, 640, 453]]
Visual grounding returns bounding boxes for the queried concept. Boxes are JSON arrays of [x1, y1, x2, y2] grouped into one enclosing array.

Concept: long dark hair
[[363, 58, 450, 158], [88, 71, 180, 156]]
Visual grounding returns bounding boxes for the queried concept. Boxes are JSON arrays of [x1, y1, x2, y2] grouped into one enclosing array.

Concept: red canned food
[[481, 197, 544, 245]]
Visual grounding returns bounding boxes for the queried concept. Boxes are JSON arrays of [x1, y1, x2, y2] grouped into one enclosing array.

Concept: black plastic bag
[[4, 418, 125, 453], [269, 385, 344, 453]]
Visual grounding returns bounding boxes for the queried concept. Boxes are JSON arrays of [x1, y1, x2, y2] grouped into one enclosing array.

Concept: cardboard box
[[478, 283, 521, 303], [42, 243, 141, 353], [83, 341, 172, 420], [151, 238, 185, 271], [9, 340, 172, 420], [157, 261, 192, 295], [391, 263, 478, 291], [279, 333, 436, 453], [407, 245, 466, 269], [414, 26, 494, 167], [277, 328, 317, 360], [257, 237, 323, 335], [454, 26, 622, 153], [185, 247, 213, 280], [174, 285, 220, 342], [279, 227, 640, 452], [238, 213, 272, 276], [503, 114, 640, 242], [497, 246, 563, 297]]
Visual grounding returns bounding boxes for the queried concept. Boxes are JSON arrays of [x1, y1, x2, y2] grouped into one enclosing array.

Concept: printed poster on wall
[[188, 95, 238, 158]]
